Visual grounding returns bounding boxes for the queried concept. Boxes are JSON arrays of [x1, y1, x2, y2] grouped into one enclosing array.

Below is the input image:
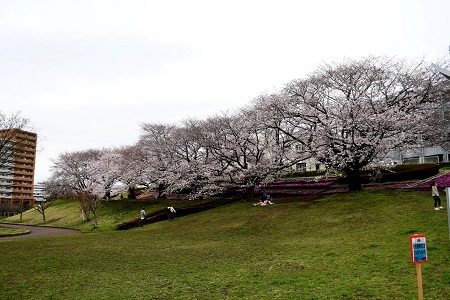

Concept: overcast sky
[[1, 0, 449, 183]]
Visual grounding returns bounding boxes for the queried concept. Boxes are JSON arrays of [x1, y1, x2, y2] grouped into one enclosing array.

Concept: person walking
[[432, 182, 444, 211], [167, 204, 176, 222], [140, 207, 146, 227], [375, 170, 382, 183]]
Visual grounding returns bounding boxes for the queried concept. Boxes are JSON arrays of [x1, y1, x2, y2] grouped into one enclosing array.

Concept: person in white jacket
[[432, 182, 444, 211], [140, 208, 146, 227], [167, 204, 176, 221]]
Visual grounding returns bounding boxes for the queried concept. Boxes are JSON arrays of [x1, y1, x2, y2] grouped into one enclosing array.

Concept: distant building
[[33, 182, 47, 205], [292, 144, 325, 172], [388, 145, 450, 165], [294, 159, 325, 172], [0, 129, 37, 208]]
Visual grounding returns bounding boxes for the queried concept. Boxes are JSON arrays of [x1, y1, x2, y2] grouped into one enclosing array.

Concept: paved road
[[0, 223, 82, 240]]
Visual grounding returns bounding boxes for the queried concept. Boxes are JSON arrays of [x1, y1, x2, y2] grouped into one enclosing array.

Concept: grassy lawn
[[0, 227, 29, 237], [1, 189, 449, 299]]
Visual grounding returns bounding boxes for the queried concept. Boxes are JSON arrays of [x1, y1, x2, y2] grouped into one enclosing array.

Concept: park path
[[0, 223, 82, 240]]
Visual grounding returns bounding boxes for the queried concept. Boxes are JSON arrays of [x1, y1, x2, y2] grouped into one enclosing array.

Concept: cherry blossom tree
[[200, 110, 291, 198], [167, 119, 213, 196], [420, 78, 450, 151], [255, 56, 449, 191], [113, 144, 150, 198], [246, 96, 310, 176], [137, 119, 215, 198], [202, 112, 258, 184], [46, 56, 448, 197], [137, 123, 180, 197], [47, 149, 103, 226], [89, 148, 125, 199]]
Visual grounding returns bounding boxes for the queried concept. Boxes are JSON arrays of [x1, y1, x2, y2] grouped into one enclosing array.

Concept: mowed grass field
[[1, 189, 449, 299]]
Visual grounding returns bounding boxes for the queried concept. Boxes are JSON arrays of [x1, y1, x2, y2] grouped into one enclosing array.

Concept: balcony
[[14, 157, 35, 164], [12, 170, 33, 176], [12, 183, 34, 188], [12, 191, 33, 197]]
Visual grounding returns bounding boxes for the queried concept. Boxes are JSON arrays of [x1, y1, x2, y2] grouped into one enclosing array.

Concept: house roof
[[431, 63, 450, 80]]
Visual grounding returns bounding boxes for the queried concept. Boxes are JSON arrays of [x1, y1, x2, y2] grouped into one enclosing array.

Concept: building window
[[424, 155, 439, 163], [296, 163, 307, 170], [403, 157, 420, 164]]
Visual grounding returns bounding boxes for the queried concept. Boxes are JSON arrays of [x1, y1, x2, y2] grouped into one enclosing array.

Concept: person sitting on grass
[[261, 190, 268, 200], [264, 194, 274, 205], [253, 195, 274, 206], [253, 199, 264, 206]]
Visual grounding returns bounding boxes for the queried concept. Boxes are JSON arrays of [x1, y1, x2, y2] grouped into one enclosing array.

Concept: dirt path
[[0, 223, 82, 240]]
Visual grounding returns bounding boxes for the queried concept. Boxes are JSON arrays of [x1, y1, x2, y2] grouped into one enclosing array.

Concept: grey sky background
[[1, 0, 449, 183]]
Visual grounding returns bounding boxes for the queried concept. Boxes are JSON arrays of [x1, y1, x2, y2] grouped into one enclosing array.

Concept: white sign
[[410, 234, 427, 264]]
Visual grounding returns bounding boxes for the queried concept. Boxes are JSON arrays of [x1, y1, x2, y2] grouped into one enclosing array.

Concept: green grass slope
[[2, 197, 209, 232], [1, 190, 449, 299]]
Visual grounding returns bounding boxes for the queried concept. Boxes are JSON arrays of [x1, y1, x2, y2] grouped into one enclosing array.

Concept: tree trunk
[[345, 168, 363, 191], [90, 196, 99, 228], [128, 186, 136, 199], [245, 185, 255, 200], [92, 211, 98, 228], [157, 184, 165, 198]]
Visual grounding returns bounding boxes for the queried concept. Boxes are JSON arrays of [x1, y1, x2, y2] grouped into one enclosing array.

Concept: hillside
[[3, 167, 450, 232], [1, 197, 221, 232], [2, 193, 324, 232], [1, 189, 449, 299]]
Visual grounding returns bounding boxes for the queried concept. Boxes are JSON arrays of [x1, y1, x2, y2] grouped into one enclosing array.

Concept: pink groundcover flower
[[407, 172, 450, 189], [255, 172, 450, 196]]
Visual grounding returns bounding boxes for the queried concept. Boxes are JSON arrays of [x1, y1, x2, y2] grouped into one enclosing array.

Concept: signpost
[[410, 234, 427, 300]]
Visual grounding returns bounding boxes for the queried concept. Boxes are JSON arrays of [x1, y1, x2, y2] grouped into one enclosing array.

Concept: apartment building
[[0, 129, 37, 208]]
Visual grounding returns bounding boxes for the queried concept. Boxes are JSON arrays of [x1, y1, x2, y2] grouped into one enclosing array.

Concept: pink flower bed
[[136, 192, 158, 199], [261, 188, 327, 195], [256, 175, 430, 196], [407, 172, 450, 189], [364, 183, 408, 190], [262, 181, 336, 188], [163, 193, 190, 200], [256, 177, 339, 193], [269, 177, 339, 185]]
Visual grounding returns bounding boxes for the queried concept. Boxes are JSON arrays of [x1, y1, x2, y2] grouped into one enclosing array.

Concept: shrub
[[382, 164, 439, 182], [281, 169, 328, 178], [438, 162, 450, 169], [117, 195, 241, 230], [336, 164, 439, 184]]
